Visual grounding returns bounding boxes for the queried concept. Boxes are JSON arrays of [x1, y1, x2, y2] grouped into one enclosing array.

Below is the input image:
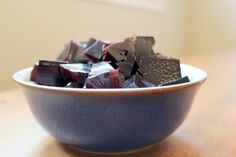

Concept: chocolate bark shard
[[83, 38, 109, 60], [59, 63, 91, 83], [32, 60, 68, 87], [85, 69, 122, 88], [161, 76, 190, 86]]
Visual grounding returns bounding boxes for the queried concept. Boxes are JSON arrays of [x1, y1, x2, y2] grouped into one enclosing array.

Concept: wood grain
[[0, 52, 236, 157]]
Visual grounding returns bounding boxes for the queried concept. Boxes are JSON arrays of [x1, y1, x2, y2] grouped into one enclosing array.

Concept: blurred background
[[1, 0, 236, 91]]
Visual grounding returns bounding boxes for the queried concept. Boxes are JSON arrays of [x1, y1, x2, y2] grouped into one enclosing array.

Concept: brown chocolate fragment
[[103, 38, 138, 78], [138, 55, 181, 85], [31, 60, 68, 87], [83, 38, 109, 61], [57, 41, 89, 63], [134, 36, 181, 85], [85, 70, 122, 88], [59, 63, 91, 84]]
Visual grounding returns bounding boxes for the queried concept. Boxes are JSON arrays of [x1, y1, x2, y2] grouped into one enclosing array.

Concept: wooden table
[[1, 52, 236, 157]]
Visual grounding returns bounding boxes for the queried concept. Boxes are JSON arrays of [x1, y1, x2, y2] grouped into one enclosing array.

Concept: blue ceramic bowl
[[13, 64, 207, 153]]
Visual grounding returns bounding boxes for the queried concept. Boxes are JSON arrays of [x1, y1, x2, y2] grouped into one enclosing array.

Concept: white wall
[[0, 0, 187, 91], [187, 0, 236, 54]]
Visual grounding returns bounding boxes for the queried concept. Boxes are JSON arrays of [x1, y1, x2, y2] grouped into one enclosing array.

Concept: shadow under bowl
[[13, 64, 207, 153]]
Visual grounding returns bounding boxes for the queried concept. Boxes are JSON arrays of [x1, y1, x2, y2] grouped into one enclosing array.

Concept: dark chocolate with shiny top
[[59, 63, 91, 84], [84, 38, 109, 60]]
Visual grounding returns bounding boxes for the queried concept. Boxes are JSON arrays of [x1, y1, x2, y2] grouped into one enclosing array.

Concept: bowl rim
[[13, 64, 207, 94]]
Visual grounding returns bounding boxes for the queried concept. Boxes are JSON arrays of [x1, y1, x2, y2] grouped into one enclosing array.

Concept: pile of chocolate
[[30, 36, 189, 88]]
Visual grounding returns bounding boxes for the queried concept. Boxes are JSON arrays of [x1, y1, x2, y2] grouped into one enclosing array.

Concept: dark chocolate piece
[[134, 36, 156, 73], [138, 55, 181, 85], [161, 76, 190, 86], [57, 41, 89, 63], [57, 41, 72, 62], [103, 38, 138, 78], [135, 36, 156, 59], [102, 51, 118, 68], [104, 38, 135, 62], [83, 38, 109, 60], [116, 52, 138, 79], [30, 64, 39, 82], [31, 60, 68, 87], [59, 63, 91, 84], [85, 70, 121, 88]]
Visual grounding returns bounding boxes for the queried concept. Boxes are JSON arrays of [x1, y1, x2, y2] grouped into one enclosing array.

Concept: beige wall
[[187, 0, 236, 54], [0, 0, 187, 91]]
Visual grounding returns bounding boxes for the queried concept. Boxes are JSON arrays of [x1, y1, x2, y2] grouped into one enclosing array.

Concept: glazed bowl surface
[[13, 64, 207, 153]]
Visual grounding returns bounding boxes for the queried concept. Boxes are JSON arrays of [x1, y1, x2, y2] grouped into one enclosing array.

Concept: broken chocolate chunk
[[135, 36, 156, 58], [30, 64, 39, 82], [85, 70, 121, 88], [57, 41, 89, 63], [59, 63, 91, 84], [31, 60, 68, 87], [116, 52, 138, 79], [103, 39, 138, 78], [83, 38, 109, 60], [104, 39, 135, 62], [161, 76, 190, 86]]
